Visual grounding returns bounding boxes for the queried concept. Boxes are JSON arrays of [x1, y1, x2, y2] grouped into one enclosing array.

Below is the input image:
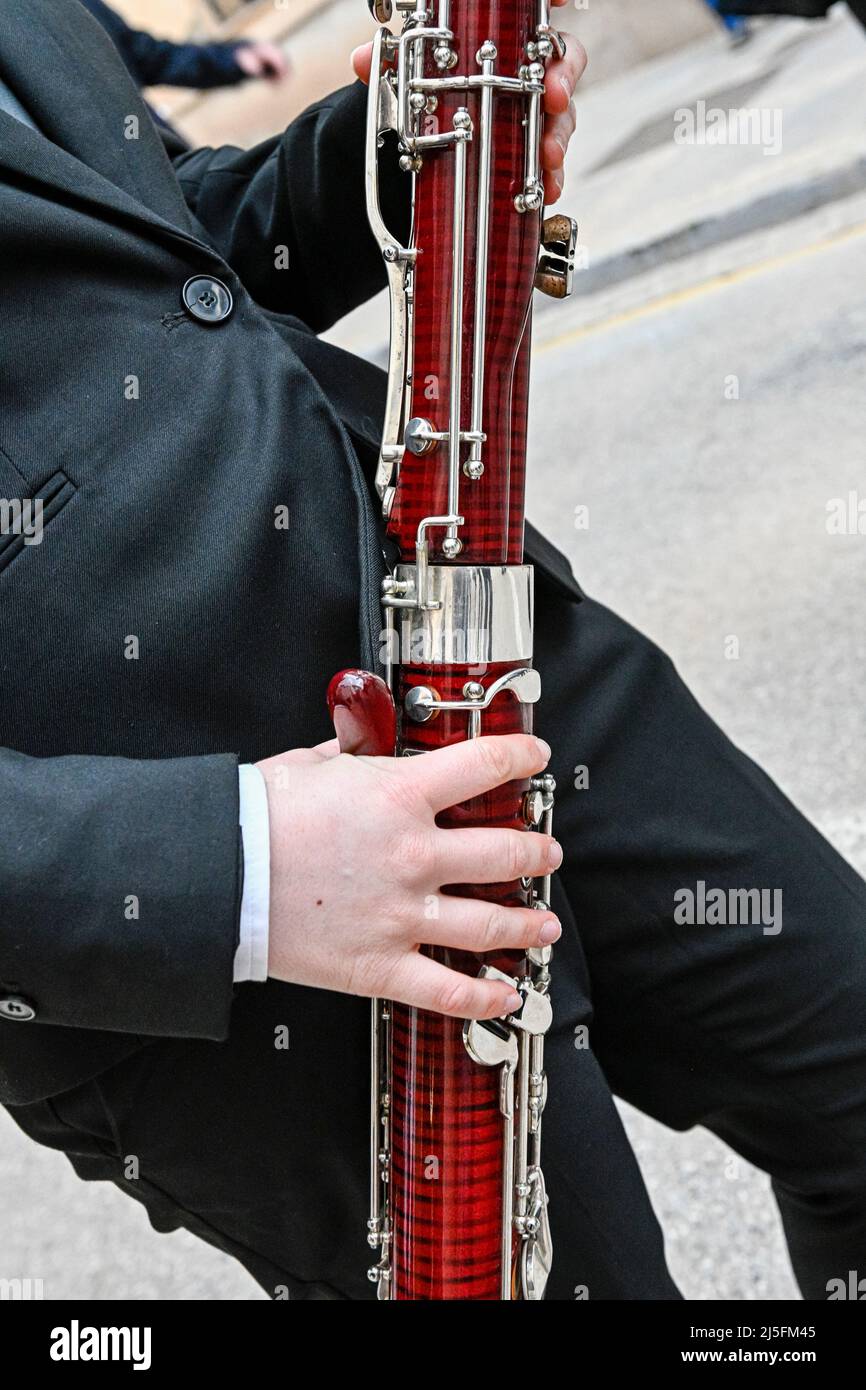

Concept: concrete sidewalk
[[558, 10, 866, 294]]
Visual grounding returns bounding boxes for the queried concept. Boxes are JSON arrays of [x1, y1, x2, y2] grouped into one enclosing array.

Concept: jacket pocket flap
[[0, 467, 76, 574]]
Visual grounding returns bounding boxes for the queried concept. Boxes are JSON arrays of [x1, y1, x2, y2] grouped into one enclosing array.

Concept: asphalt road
[[527, 199, 866, 1301], [2, 202, 863, 1302]]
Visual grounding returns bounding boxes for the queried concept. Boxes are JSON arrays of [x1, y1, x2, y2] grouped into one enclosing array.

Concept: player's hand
[[234, 41, 290, 82], [260, 735, 562, 1019]]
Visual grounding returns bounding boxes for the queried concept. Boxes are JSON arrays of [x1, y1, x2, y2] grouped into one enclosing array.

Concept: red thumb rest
[[327, 669, 397, 757]]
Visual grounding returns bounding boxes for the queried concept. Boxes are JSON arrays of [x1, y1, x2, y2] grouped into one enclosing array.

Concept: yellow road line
[[536, 218, 866, 355]]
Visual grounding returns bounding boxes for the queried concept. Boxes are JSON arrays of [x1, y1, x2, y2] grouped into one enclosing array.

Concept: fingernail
[[535, 737, 552, 763], [548, 840, 563, 870], [560, 75, 573, 98], [554, 168, 565, 193], [504, 991, 522, 1013], [539, 918, 561, 944]]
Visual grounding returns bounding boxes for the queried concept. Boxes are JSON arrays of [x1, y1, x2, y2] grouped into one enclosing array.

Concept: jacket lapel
[[0, 0, 198, 239]]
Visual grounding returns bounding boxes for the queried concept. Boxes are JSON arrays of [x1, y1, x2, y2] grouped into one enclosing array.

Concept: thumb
[[311, 737, 341, 760], [351, 42, 374, 85], [257, 740, 340, 777]]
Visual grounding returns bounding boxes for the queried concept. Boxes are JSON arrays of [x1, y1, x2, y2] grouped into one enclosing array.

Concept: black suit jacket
[[0, 0, 581, 1106]]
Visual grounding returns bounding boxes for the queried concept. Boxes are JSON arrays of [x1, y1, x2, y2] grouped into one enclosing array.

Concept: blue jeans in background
[[704, 0, 751, 33]]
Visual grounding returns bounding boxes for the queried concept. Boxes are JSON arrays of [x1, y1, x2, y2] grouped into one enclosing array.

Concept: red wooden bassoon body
[[330, 0, 576, 1300]]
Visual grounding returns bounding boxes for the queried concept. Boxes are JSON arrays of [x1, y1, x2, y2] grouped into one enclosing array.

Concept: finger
[[388, 953, 522, 1020], [544, 166, 565, 204], [404, 734, 551, 814], [544, 35, 587, 116], [418, 897, 562, 954], [542, 102, 576, 172], [258, 44, 288, 77], [432, 827, 562, 886], [234, 50, 259, 77], [351, 42, 374, 84]]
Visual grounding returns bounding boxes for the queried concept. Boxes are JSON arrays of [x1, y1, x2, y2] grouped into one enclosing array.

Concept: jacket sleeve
[[172, 80, 412, 332], [0, 749, 242, 1040], [80, 0, 247, 90]]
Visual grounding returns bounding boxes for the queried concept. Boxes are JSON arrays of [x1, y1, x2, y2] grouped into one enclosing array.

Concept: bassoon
[[329, 0, 578, 1300]]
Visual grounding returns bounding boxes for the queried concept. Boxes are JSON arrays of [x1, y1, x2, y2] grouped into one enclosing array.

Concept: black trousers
[[9, 591, 866, 1300], [717, 0, 866, 25]]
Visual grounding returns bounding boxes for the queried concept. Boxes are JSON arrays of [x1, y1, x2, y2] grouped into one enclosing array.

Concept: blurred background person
[[714, 1, 866, 35], [79, 0, 289, 137]]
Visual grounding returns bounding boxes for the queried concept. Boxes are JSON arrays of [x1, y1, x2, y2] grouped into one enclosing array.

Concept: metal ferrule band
[[390, 563, 534, 666]]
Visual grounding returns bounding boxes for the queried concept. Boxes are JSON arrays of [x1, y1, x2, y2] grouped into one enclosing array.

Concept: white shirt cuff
[[235, 764, 271, 983]]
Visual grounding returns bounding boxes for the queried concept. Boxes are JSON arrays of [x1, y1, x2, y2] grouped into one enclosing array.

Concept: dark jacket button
[[182, 276, 234, 323], [0, 995, 37, 1021]]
